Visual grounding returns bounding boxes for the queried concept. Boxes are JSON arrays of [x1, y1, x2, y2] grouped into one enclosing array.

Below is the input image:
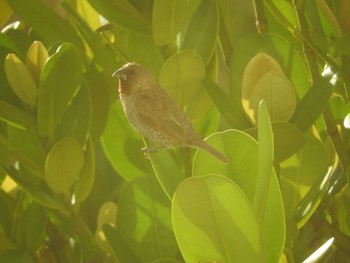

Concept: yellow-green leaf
[[45, 137, 84, 194], [5, 53, 38, 107], [159, 50, 205, 109], [249, 71, 296, 122], [26, 41, 48, 85]]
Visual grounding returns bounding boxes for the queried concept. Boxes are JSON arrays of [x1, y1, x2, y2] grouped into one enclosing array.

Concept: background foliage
[[0, 0, 350, 262]]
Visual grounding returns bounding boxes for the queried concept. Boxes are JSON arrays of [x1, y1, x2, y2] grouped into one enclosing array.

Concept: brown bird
[[113, 62, 229, 163]]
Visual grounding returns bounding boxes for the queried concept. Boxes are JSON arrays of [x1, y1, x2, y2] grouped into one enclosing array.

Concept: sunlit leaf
[[193, 129, 285, 263], [5, 53, 37, 107], [242, 53, 283, 101], [172, 175, 266, 263], [159, 50, 205, 108], [249, 71, 297, 122], [45, 137, 84, 194], [153, 0, 201, 45], [25, 41, 48, 85]]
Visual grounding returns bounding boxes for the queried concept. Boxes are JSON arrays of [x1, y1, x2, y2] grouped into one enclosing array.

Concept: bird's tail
[[195, 140, 229, 163]]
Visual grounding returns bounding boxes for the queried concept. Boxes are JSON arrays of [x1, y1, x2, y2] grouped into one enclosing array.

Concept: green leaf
[[0, 249, 34, 263], [290, 77, 334, 133], [5, 53, 38, 107], [25, 41, 48, 85], [172, 175, 266, 263], [330, 33, 350, 56], [84, 69, 110, 142], [112, 25, 164, 75], [149, 148, 187, 199], [193, 129, 285, 263], [230, 33, 310, 99], [62, 2, 118, 74], [182, 0, 219, 65], [242, 53, 283, 102], [193, 129, 259, 199], [103, 224, 142, 263], [279, 132, 331, 220], [203, 79, 252, 129], [88, 0, 151, 34], [74, 137, 95, 202], [254, 101, 274, 219], [159, 50, 205, 108], [7, 126, 46, 169], [56, 80, 91, 146], [37, 43, 83, 137], [0, 100, 36, 129], [45, 137, 84, 194], [152, 0, 201, 45], [268, 0, 298, 29], [8, 0, 84, 50], [0, 0, 12, 28], [245, 121, 305, 163], [4, 169, 66, 210], [116, 175, 178, 261], [248, 71, 297, 122], [0, 134, 43, 174], [21, 202, 47, 250], [101, 103, 151, 180]]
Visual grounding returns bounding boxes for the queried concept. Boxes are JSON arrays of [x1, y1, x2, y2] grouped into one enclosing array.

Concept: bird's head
[[113, 62, 156, 94]]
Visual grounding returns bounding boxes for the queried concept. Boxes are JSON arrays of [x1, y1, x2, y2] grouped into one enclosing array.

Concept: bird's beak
[[112, 68, 126, 80]]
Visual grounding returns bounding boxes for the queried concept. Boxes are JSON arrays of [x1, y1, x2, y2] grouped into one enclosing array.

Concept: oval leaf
[[45, 137, 85, 194], [159, 50, 205, 108], [26, 41, 48, 85], [182, 0, 219, 65], [5, 53, 38, 107], [37, 43, 83, 137], [74, 137, 95, 202], [249, 71, 297, 122], [242, 53, 283, 101], [172, 175, 266, 263], [152, 0, 201, 45]]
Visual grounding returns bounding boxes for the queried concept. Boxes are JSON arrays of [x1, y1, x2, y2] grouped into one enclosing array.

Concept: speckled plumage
[[113, 62, 229, 163]]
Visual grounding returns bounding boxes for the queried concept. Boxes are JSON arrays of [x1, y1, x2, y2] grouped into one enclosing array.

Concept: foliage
[[0, 0, 350, 262]]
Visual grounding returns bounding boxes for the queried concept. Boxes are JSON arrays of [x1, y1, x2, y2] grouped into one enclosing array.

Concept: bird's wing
[[136, 91, 190, 144]]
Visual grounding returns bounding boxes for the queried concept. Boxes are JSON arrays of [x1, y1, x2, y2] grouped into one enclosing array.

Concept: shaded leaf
[[8, 0, 84, 50], [203, 79, 252, 129], [88, 0, 150, 34], [0, 100, 36, 129], [116, 175, 179, 261], [56, 80, 92, 146], [182, 0, 219, 65], [290, 77, 334, 133], [37, 43, 83, 137], [74, 137, 95, 202], [101, 103, 151, 180]]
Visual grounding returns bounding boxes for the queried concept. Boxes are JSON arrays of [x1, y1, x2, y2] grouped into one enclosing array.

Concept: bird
[[113, 62, 229, 163]]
